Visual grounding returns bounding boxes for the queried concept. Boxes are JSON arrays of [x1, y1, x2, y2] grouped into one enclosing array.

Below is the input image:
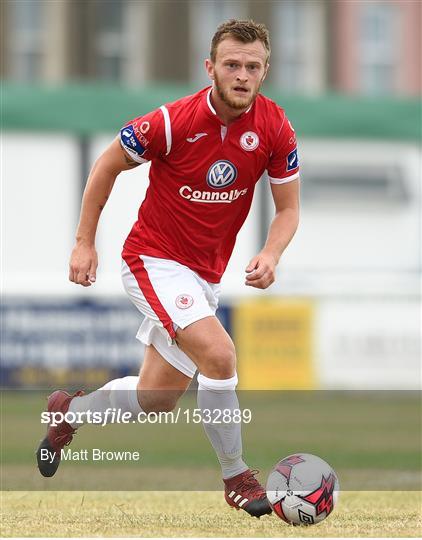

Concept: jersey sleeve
[[267, 112, 300, 184], [119, 108, 167, 164]]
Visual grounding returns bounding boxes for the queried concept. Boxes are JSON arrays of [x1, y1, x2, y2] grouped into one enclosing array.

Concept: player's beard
[[214, 72, 263, 110]]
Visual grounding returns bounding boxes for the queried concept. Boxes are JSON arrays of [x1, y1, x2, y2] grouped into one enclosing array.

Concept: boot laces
[[234, 469, 265, 499], [54, 429, 76, 446]]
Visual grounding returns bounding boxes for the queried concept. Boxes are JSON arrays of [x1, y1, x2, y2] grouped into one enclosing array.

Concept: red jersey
[[120, 87, 299, 283]]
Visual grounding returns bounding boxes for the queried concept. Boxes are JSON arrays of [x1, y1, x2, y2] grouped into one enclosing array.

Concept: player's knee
[[202, 343, 236, 379]]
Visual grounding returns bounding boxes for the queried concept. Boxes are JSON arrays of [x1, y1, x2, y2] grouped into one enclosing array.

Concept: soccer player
[[37, 19, 299, 518]]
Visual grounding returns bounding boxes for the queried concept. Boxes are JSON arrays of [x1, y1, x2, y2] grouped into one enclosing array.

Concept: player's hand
[[245, 251, 277, 289], [69, 242, 98, 287]]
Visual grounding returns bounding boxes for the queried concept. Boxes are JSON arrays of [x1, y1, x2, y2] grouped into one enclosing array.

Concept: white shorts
[[121, 253, 221, 378]]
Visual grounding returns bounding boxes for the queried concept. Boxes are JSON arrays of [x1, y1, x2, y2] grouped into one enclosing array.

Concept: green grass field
[[1, 490, 421, 537], [1, 390, 421, 536]]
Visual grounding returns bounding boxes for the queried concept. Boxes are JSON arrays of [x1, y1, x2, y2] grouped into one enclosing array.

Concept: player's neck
[[209, 88, 248, 126]]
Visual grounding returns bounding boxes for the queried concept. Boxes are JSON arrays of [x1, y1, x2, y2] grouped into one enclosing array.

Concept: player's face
[[207, 38, 268, 110]]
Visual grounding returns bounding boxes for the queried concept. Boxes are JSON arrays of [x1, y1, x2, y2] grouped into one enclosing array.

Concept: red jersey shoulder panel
[[160, 88, 209, 156], [263, 97, 299, 183], [244, 94, 299, 183]]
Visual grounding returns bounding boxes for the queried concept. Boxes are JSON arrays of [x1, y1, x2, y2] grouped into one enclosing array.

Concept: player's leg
[[176, 317, 272, 518], [176, 317, 244, 478], [176, 315, 235, 378], [120, 253, 270, 517], [36, 344, 191, 477], [37, 254, 196, 478], [136, 343, 191, 413], [69, 343, 191, 419]]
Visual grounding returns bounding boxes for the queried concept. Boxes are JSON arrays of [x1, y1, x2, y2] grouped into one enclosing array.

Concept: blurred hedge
[[2, 82, 420, 140]]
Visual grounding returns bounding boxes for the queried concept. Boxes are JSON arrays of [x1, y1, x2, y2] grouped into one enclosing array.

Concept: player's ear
[[262, 63, 270, 82], [205, 59, 215, 80]]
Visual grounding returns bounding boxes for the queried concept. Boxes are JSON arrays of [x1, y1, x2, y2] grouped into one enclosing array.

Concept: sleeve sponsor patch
[[120, 125, 146, 157], [286, 148, 299, 171]]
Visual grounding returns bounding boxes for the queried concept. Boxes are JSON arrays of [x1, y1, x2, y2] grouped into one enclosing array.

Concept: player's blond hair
[[210, 19, 271, 65]]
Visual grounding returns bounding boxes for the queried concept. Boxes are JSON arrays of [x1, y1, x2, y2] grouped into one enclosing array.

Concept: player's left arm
[[245, 179, 299, 289]]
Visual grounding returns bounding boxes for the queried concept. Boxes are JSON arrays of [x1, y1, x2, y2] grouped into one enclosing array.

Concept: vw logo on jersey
[[206, 160, 237, 189]]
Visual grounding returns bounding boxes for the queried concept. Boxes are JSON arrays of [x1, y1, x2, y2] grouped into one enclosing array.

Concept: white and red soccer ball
[[266, 453, 339, 526]]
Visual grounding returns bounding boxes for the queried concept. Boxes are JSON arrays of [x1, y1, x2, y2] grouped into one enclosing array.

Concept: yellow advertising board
[[233, 298, 316, 390]]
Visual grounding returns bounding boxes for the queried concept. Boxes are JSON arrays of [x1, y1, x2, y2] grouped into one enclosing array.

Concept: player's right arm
[[69, 138, 140, 287]]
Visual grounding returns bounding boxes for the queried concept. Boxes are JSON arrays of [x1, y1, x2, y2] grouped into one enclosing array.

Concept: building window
[[9, 1, 45, 82], [359, 3, 398, 95], [189, 1, 248, 86], [95, 0, 125, 81], [272, 1, 325, 94], [273, 1, 305, 91]]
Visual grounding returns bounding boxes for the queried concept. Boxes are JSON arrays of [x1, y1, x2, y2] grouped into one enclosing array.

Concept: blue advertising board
[[1, 298, 231, 388]]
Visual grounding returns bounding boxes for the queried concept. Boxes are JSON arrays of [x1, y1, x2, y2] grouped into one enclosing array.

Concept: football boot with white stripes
[[224, 469, 272, 518], [36, 389, 84, 477]]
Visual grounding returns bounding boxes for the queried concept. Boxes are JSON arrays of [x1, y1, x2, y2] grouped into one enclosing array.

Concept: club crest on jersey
[[175, 294, 194, 309], [286, 148, 298, 171], [240, 131, 259, 151], [206, 160, 237, 189]]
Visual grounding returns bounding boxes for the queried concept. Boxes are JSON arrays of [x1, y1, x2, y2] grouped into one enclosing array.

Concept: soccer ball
[[266, 453, 339, 526]]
